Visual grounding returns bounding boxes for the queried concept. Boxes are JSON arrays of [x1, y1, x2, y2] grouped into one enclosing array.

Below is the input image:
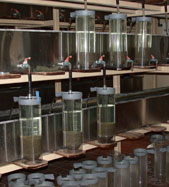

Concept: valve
[[150, 55, 158, 68], [126, 56, 134, 71], [96, 55, 105, 66], [17, 57, 31, 69]]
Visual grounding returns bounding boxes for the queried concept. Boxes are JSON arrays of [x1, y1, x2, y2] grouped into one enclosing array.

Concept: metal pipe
[[116, 0, 120, 14], [68, 63, 72, 93], [165, 0, 168, 35], [103, 64, 106, 88], [142, 0, 145, 16]]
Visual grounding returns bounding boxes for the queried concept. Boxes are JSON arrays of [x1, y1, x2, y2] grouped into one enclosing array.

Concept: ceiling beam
[[0, 0, 161, 12]]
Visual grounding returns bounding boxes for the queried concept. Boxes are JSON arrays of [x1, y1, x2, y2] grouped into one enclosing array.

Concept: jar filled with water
[[134, 17, 152, 67], [105, 14, 128, 70], [18, 96, 42, 162], [96, 87, 115, 143], [70, 10, 97, 70], [62, 92, 83, 151]]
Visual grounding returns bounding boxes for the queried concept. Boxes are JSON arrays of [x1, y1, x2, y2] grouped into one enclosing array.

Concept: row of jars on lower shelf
[[6, 133, 169, 187]]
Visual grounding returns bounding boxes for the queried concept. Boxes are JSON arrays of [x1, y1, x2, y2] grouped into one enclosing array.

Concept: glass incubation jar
[[57, 175, 74, 187], [124, 156, 138, 187], [105, 14, 128, 70], [18, 96, 42, 162], [74, 160, 97, 174], [134, 148, 147, 187], [71, 10, 96, 70], [134, 17, 152, 67], [62, 92, 83, 151], [150, 134, 166, 183], [107, 167, 116, 187], [69, 168, 86, 181], [96, 87, 115, 143], [114, 160, 130, 187], [166, 146, 169, 183], [97, 156, 112, 168], [92, 167, 108, 187]]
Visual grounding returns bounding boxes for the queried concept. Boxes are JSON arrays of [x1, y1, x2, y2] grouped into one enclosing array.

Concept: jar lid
[[124, 156, 138, 165], [8, 173, 26, 183], [134, 148, 147, 157], [70, 10, 95, 18], [97, 156, 112, 165], [18, 96, 41, 106], [10, 182, 30, 187], [35, 181, 54, 187], [57, 175, 74, 185], [107, 167, 116, 173], [62, 92, 82, 100], [81, 174, 98, 185], [62, 181, 80, 187], [150, 134, 164, 143], [136, 16, 152, 22], [105, 13, 127, 20], [82, 160, 97, 170], [114, 160, 129, 169], [69, 169, 86, 180], [96, 87, 115, 95], [92, 167, 107, 178]]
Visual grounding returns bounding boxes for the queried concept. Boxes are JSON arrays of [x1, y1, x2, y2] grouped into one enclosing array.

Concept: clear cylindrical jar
[[92, 167, 108, 187], [105, 14, 128, 70], [70, 10, 96, 70], [133, 148, 147, 187], [18, 96, 42, 162], [57, 175, 74, 187], [81, 174, 98, 187], [62, 92, 83, 151], [107, 167, 116, 187], [114, 160, 130, 187], [97, 156, 112, 168], [124, 156, 138, 187], [134, 17, 152, 67], [166, 146, 169, 183], [69, 168, 86, 181], [74, 160, 97, 173], [150, 134, 166, 183], [96, 87, 115, 143]]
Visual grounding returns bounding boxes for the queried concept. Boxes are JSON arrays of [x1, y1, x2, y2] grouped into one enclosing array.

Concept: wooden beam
[[59, 0, 161, 11], [0, 19, 45, 26], [129, 5, 169, 17], [0, 0, 161, 11], [53, 8, 59, 30]]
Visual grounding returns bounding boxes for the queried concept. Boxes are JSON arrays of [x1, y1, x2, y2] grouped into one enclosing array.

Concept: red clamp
[[65, 56, 72, 62], [151, 55, 155, 59], [126, 56, 131, 60], [23, 57, 31, 64], [99, 55, 105, 61]]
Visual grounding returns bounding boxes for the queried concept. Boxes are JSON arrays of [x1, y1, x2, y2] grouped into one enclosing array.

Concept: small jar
[[134, 148, 147, 187], [81, 174, 99, 187], [69, 168, 86, 181], [107, 167, 116, 187], [114, 160, 130, 187], [74, 160, 97, 173], [124, 156, 138, 187], [57, 175, 74, 187], [97, 156, 112, 168], [92, 167, 108, 187]]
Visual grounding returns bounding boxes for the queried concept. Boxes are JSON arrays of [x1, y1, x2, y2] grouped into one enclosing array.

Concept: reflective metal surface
[[1, 87, 169, 165], [0, 29, 168, 72]]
